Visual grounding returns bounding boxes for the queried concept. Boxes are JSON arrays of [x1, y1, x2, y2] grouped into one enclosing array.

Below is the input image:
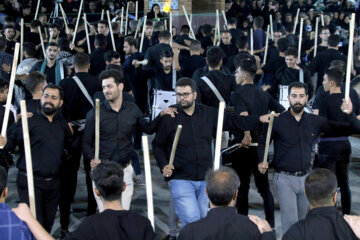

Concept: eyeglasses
[[175, 92, 193, 98]]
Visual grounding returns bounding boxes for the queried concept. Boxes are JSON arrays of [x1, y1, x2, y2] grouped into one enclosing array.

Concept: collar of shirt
[[0, 203, 9, 210], [35, 109, 62, 122], [104, 100, 129, 113], [306, 206, 338, 217]]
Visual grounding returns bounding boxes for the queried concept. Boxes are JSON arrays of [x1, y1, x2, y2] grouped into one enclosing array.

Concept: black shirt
[[89, 48, 107, 76], [180, 55, 206, 78], [30, 61, 68, 84], [6, 110, 72, 177], [5, 40, 16, 55], [178, 207, 275, 240], [65, 209, 155, 240], [144, 43, 173, 71], [153, 104, 260, 180], [283, 207, 358, 240], [16, 99, 40, 114]]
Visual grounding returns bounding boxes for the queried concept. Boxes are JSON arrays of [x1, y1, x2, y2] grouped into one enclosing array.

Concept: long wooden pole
[[216, 10, 221, 46], [142, 136, 155, 230], [20, 100, 36, 218], [20, 18, 24, 61], [314, 17, 319, 57], [120, 7, 124, 34], [95, 99, 100, 161], [293, 8, 300, 34], [263, 25, 270, 65], [345, 13, 355, 102], [134, 19, 141, 39], [169, 12, 173, 46], [139, 16, 147, 53], [59, 3, 69, 33], [250, 28, 254, 55], [101, 9, 104, 20], [213, 11, 218, 46], [107, 10, 117, 51], [38, 27, 46, 57], [298, 18, 303, 60], [214, 101, 225, 170], [125, 2, 129, 36], [0, 43, 19, 148], [221, 10, 228, 30], [34, 0, 40, 20], [321, 13, 324, 26], [83, 14, 91, 54], [168, 125, 182, 169], [72, 0, 84, 45], [135, 1, 138, 20], [269, 14, 274, 40], [263, 111, 275, 164], [182, 6, 196, 40]]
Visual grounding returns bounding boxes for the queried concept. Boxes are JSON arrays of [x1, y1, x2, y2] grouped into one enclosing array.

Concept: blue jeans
[[169, 179, 209, 228]]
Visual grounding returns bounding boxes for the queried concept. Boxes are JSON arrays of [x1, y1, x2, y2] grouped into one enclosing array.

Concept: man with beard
[[3, 84, 72, 232], [258, 82, 357, 235], [3, 25, 17, 55], [153, 77, 273, 229], [30, 42, 67, 85]]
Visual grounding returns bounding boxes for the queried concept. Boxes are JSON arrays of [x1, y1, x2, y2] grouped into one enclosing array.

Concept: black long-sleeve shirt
[[82, 101, 161, 165], [258, 111, 355, 172], [282, 207, 358, 240], [6, 110, 72, 177], [152, 104, 260, 181]]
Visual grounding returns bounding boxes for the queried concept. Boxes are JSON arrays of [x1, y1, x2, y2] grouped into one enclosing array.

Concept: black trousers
[[231, 146, 275, 227], [84, 158, 97, 216], [314, 153, 351, 214], [17, 172, 60, 232]]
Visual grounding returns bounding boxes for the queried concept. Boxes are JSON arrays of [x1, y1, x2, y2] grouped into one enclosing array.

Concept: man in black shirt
[[220, 31, 238, 67], [3, 25, 17, 55], [178, 167, 275, 240], [65, 161, 155, 240], [151, 50, 179, 91], [89, 34, 107, 76], [230, 60, 285, 228], [58, 53, 101, 236], [4, 84, 72, 232], [283, 168, 358, 240], [153, 77, 272, 229]]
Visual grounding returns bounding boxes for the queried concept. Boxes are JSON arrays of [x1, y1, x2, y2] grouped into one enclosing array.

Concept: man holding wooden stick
[[153, 77, 273, 229]]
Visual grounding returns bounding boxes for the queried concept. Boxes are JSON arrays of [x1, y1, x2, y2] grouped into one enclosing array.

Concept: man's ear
[[94, 187, 101, 196], [1, 187, 8, 199], [233, 189, 238, 201], [122, 182, 127, 192]]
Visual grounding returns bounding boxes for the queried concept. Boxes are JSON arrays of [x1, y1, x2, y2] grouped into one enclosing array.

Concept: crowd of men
[[1, 0, 360, 239]]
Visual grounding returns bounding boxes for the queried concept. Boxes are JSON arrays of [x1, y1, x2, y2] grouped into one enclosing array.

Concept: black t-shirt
[[180, 55, 206, 78], [65, 209, 155, 240]]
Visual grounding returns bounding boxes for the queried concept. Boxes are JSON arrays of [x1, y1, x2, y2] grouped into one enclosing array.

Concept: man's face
[[4, 28, 15, 40], [23, 7, 31, 16], [0, 87, 8, 103], [160, 57, 172, 71], [39, 15, 47, 25], [274, 32, 282, 43], [145, 25, 154, 37], [285, 55, 297, 68], [49, 27, 59, 38], [110, 58, 121, 66], [285, 15, 292, 23], [46, 46, 59, 60], [123, 41, 132, 55], [287, 87, 308, 113], [41, 88, 63, 115], [221, 33, 232, 45], [176, 86, 196, 109], [89, 1, 97, 11], [102, 77, 122, 102], [225, 2, 232, 10], [320, 29, 330, 41], [322, 74, 331, 92], [98, 23, 108, 35], [235, 67, 245, 85]]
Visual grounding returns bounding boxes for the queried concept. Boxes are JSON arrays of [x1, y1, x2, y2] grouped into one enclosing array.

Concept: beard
[[290, 102, 305, 113], [179, 99, 194, 109], [41, 102, 58, 115]]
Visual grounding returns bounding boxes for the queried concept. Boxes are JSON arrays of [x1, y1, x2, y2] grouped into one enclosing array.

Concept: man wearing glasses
[[153, 77, 272, 229]]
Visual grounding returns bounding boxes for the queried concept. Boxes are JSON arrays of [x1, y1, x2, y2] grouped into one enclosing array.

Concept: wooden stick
[[169, 11, 173, 46], [168, 125, 182, 169], [20, 100, 36, 218], [72, 0, 84, 45], [34, 0, 40, 20], [20, 18, 24, 61], [216, 10, 221, 46], [298, 18, 303, 60], [95, 99, 100, 161], [182, 6, 196, 40], [270, 14, 274, 40], [345, 13, 355, 102], [164, 19, 167, 30], [321, 13, 324, 26], [44, 28, 48, 40], [38, 27, 46, 57], [106, 10, 116, 51], [263, 111, 275, 164], [250, 28, 254, 55], [190, 14, 193, 26], [213, 11, 218, 46], [134, 19, 141, 39], [125, 2, 129, 36], [135, 1, 138, 20], [101, 9, 104, 20], [221, 10, 228, 30], [214, 101, 225, 170], [139, 16, 147, 53], [263, 25, 270, 65], [83, 14, 91, 54], [86, 21, 97, 35], [120, 7, 124, 34], [0, 43, 19, 148], [314, 17, 319, 57], [142, 136, 155, 230], [293, 8, 300, 34], [59, 3, 69, 33]]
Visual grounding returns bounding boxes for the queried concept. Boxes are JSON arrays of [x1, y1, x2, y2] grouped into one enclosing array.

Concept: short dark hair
[[0, 79, 9, 92], [43, 84, 64, 100], [159, 30, 171, 40], [48, 23, 60, 30], [154, 21, 165, 31], [236, 36, 249, 49], [176, 77, 197, 92], [97, 20, 109, 28], [57, 37, 70, 51], [206, 46, 224, 68], [45, 41, 59, 50], [227, 17, 238, 26], [4, 24, 15, 31], [190, 40, 201, 52], [328, 34, 342, 47], [253, 16, 264, 28], [320, 26, 330, 34], [234, 52, 256, 69], [95, 34, 107, 48], [0, 166, 7, 195], [285, 23, 294, 33], [201, 24, 212, 36], [23, 42, 36, 57], [288, 82, 308, 95], [104, 50, 120, 63], [180, 25, 190, 35], [237, 59, 257, 78], [329, 59, 346, 74], [305, 168, 338, 206], [278, 38, 290, 52], [205, 167, 240, 206], [91, 161, 124, 201], [99, 69, 124, 85], [324, 68, 343, 86], [145, 20, 153, 26], [124, 36, 137, 49], [74, 52, 90, 68], [0, 37, 7, 50], [160, 50, 173, 59], [30, 20, 41, 29], [25, 71, 46, 94], [285, 47, 298, 57]]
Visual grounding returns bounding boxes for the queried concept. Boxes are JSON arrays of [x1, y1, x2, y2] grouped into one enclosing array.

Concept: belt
[[276, 169, 309, 177], [19, 171, 58, 181]]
